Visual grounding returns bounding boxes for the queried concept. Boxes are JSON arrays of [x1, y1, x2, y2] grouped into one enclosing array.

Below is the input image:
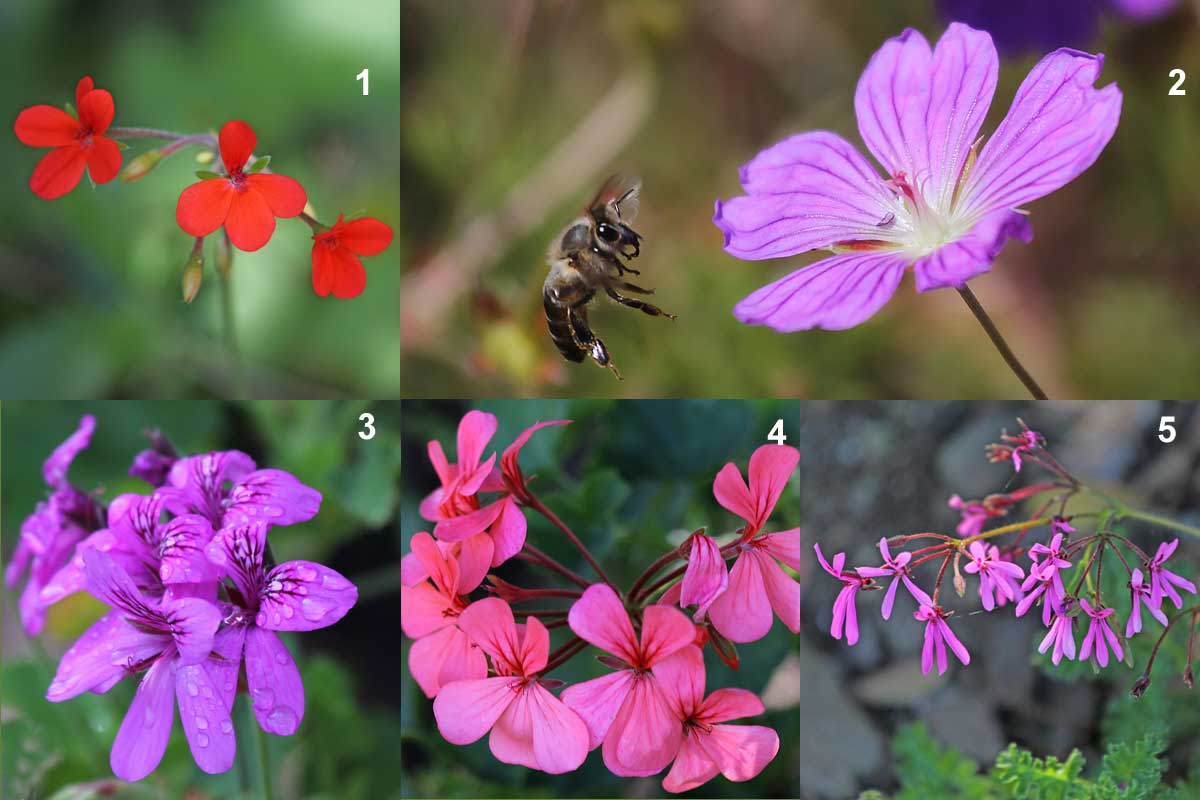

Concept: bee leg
[[605, 286, 677, 320], [614, 280, 653, 295], [615, 259, 641, 275], [567, 307, 623, 380]]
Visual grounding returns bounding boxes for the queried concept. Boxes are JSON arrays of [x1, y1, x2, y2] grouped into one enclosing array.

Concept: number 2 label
[[1169, 68, 1186, 96]]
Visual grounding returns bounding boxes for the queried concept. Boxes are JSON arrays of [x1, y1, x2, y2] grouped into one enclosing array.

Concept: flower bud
[[216, 233, 233, 278], [120, 149, 164, 182], [195, 150, 215, 165], [1185, 666, 1194, 690], [1130, 674, 1151, 698], [182, 250, 204, 304]]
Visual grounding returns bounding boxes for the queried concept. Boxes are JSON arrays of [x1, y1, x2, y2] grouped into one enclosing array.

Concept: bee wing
[[590, 173, 641, 224]]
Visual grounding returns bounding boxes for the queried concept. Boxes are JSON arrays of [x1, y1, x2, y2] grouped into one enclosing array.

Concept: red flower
[[176, 120, 306, 252], [14, 77, 122, 200], [310, 214, 393, 298]]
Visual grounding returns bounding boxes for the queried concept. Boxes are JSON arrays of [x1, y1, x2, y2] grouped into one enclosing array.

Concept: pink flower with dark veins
[[713, 23, 1121, 331]]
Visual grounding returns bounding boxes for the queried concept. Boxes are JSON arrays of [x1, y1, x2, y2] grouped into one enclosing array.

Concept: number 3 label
[[359, 412, 376, 440]]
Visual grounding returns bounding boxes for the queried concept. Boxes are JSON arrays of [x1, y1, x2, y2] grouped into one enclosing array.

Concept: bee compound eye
[[596, 223, 620, 244]]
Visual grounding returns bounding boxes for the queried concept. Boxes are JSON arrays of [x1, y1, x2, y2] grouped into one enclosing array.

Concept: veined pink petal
[[409, 531, 458, 596], [758, 528, 800, 571], [698, 687, 765, 725], [746, 445, 799, 531], [714, 132, 897, 258], [400, 551, 425, 588], [604, 673, 682, 777], [489, 685, 539, 769], [488, 496, 527, 566], [434, 676, 520, 744], [111, 655, 174, 782], [47, 610, 163, 702], [640, 604, 697, 667], [501, 420, 571, 484], [663, 732, 721, 793], [708, 550, 773, 643], [756, 549, 800, 634], [520, 616, 551, 675], [733, 251, 911, 332], [527, 683, 589, 773], [713, 462, 755, 525], [658, 580, 683, 607], [695, 723, 780, 782], [937, 618, 971, 667], [560, 669, 636, 749], [427, 440, 454, 486], [855, 27, 935, 180], [651, 645, 706, 719], [921, 620, 936, 674], [686, 534, 729, 623], [960, 48, 1122, 219], [456, 410, 498, 476], [912, 209, 1031, 292], [400, 582, 454, 639], [408, 625, 487, 699], [456, 598, 524, 674], [568, 584, 640, 665], [176, 658, 236, 773], [454, 532, 493, 594], [433, 499, 505, 543], [258, 560, 357, 633], [244, 627, 304, 735]]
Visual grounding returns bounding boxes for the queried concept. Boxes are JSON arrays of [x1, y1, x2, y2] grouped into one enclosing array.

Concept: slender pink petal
[[960, 49, 1122, 219], [454, 532, 493, 594], [501, 420, 571, 484], [937, 618, 971, 667], [713, 462, 755, 524], [489, 686, 538, 769], [428, 440, 453, 487], [733, 251, 911, 332], [456, 597, 524, 673], [604, 673, 682, 776], [244, 627, 304, 735], [408, 625, 487, 699], [651, 645, 706, 719], [47, 611, 163, 701], [457, 410, 498, 476], [708, 550, 773, 643], [746, 445, 799, 529], [176, 658, 236, 773], [658, 580, 683, 607], [527, 683, 589, 773], [560, 669, 636, 749], [696, 724, 780, 782], [663, 733, 721, 792], [433, 676, 520, 744], [854, 27, 935, 179], [758, 528, 800, 571], [433, 499, 504, 543], [699, 687, 766, 724], [488, 496, 527, 566], [757, 550, 800, 633], [568, 584, 640, 665], [921, 620, 935, 674], [110, 656, 175, 782], [400, 582, 454, 638], [641, 604, 701, 667], [714, 131, 897, 258]]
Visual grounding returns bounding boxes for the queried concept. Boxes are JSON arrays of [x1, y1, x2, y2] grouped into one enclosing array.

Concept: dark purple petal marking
[[257, 560, 358, 632], [226, 469, 322, 526]]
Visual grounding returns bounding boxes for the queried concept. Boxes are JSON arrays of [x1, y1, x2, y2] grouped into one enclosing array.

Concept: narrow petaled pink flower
[[560, 584, 695, 777], [947, 495, 998, 538], [653, 646, 779, 793], [962, 541, 1025, 611], [1017, 530, 1072, 626], [1078, 598, 1123, 668], [856, 537, 931, 619], [1146, 539, 1198, 611], [1039, 612, 1077, 665], [399, 532, 487, 698], [1127, 568, 1169, 637], [500, 419, 571, 501], [678, 531, 729, 622], [914, 604, 970, 675], [433, 598, 588, 774], [713, 23, 1121, 331], [813, 543, 866, 645], [712, 444, 798, 539]]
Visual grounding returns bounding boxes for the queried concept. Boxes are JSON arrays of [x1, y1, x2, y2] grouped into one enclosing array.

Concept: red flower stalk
[[310, 214, 393, 298], [176, 120, 306, 252], [14, 77, 121, 200]]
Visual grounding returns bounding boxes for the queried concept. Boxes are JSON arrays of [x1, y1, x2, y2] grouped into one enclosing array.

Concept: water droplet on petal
[[273, 611, 282, 625], [267, 705, 298, 735], [282, 604, 295, 619], [144, 707, 156, 728], [186, 681, 199, 697], [300, 597, 329, 622], [202, 685, 213, 699], [220, 719, 234, 734], [296, 565, 317, 582], [275, 651, 288, 665], [253, 687, 275, 710], [195, 715, 208, 730], [267, 579, 283, 594], [197, 732, 210, 748], [255, 612, 267, 627]]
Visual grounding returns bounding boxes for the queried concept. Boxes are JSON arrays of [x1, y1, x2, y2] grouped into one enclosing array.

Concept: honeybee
[[542, 174, 675, 380]]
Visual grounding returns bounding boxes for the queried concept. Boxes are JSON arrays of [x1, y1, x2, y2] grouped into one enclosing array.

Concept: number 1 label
[[356, 68, 369, 96]]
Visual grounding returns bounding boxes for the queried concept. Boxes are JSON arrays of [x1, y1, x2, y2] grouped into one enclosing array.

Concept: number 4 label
[[1158, 416, 1176, 443], [768, 419, 787, 445]]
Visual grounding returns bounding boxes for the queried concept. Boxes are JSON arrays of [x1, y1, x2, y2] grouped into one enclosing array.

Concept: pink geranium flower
[[1078, 598, 1123, 668], [713, 23, 1121, 331], [962, 541, 1025, 611], [660, 531, 729, 623], [813, 543, 868, 645], [1126, 568, 1168, 637], [1017, 529, 1072, 626], [399, 532, 487, 698], [433, 598, 588, 774], [653, 646, 779, 793], [1146, 539, 1198, 611], [560, 584, 695, 776], [1038, 612, 1077, 665], [707, 445, 800, 642], [856, 537, 931, 619], [914, 604, 971, 675]]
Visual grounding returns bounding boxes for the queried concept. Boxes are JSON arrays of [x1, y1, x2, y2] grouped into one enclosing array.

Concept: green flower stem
[[255, 714, 274, 800], [518, 543, 591, 590], [526, 495, 616, 589], [957, 517, 1056, 547], [219, 260, 246, 398], [957, 285, 1048, 400], [1119, 507, 1200, 541]]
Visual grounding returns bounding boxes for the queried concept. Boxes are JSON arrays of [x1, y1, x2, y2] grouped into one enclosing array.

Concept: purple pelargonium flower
[[914, 604, 971, 675], [1127, 568, 1168, 638], [1145, 539, 1198, 611], [1078, 598, 1124, 668], [856, 537, 931, 619], [205, 521, 358, 736], [7, 414, 104, 635], [963, 541, 1025, 611], [47, 549, 231, 781], [161, 450, 322, 529], [712, 23, 1121, 331], [1038, 612, 1077, 665], [813, 543, 868, 645]]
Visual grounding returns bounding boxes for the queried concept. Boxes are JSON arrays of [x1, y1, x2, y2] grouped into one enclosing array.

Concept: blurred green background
[[400, 400, 801, 798], [400, 0, 1200, 398], [1, 0, 400, 397], [1, 400, 403, 799]]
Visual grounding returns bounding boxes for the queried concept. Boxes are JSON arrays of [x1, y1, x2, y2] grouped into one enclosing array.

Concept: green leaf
[[246, 155, 270, 173], [114, 141, 130, 151], [891, 722, 998, 800], [63, 102, 77, 119], [1092, 728, 1168, 800], [194, 170, 222, 180]]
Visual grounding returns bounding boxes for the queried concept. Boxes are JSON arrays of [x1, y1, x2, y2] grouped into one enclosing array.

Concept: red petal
[[245, 173, 306, 217], [224, 188, 276, 251], [176, 179, 234, 237], [311, 243, 366, 298], [337, 217, 393, 256], [75, 77, 94, 109], [218, 120, 256, 173], [78, 89, 114, 134], [14, 105, 80, 147], [29, 145, 87, 199], [86, 136, 122, 184]]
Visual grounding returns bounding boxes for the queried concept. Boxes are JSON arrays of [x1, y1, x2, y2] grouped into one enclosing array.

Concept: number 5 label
[[1158, 416, 1176, 443]]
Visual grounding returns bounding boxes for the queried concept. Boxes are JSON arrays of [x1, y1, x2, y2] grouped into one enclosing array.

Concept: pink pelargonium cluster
[[400, 415, 793, 792]]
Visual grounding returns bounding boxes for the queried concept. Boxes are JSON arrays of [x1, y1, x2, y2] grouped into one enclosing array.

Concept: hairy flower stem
[[518, 544, 590, 589], [1119, 507, 1200, 541], [957, 286, 1048, 400], [219, 263, 246, 397], [527, 495, 616, 588], [1136, 605, 1198, 695], [298, 211, 326, 233], [510, 588, 583, 600], [626, 547, 684, 604], [635, 564, 688, 605], [957, 517, 1056, 548]]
